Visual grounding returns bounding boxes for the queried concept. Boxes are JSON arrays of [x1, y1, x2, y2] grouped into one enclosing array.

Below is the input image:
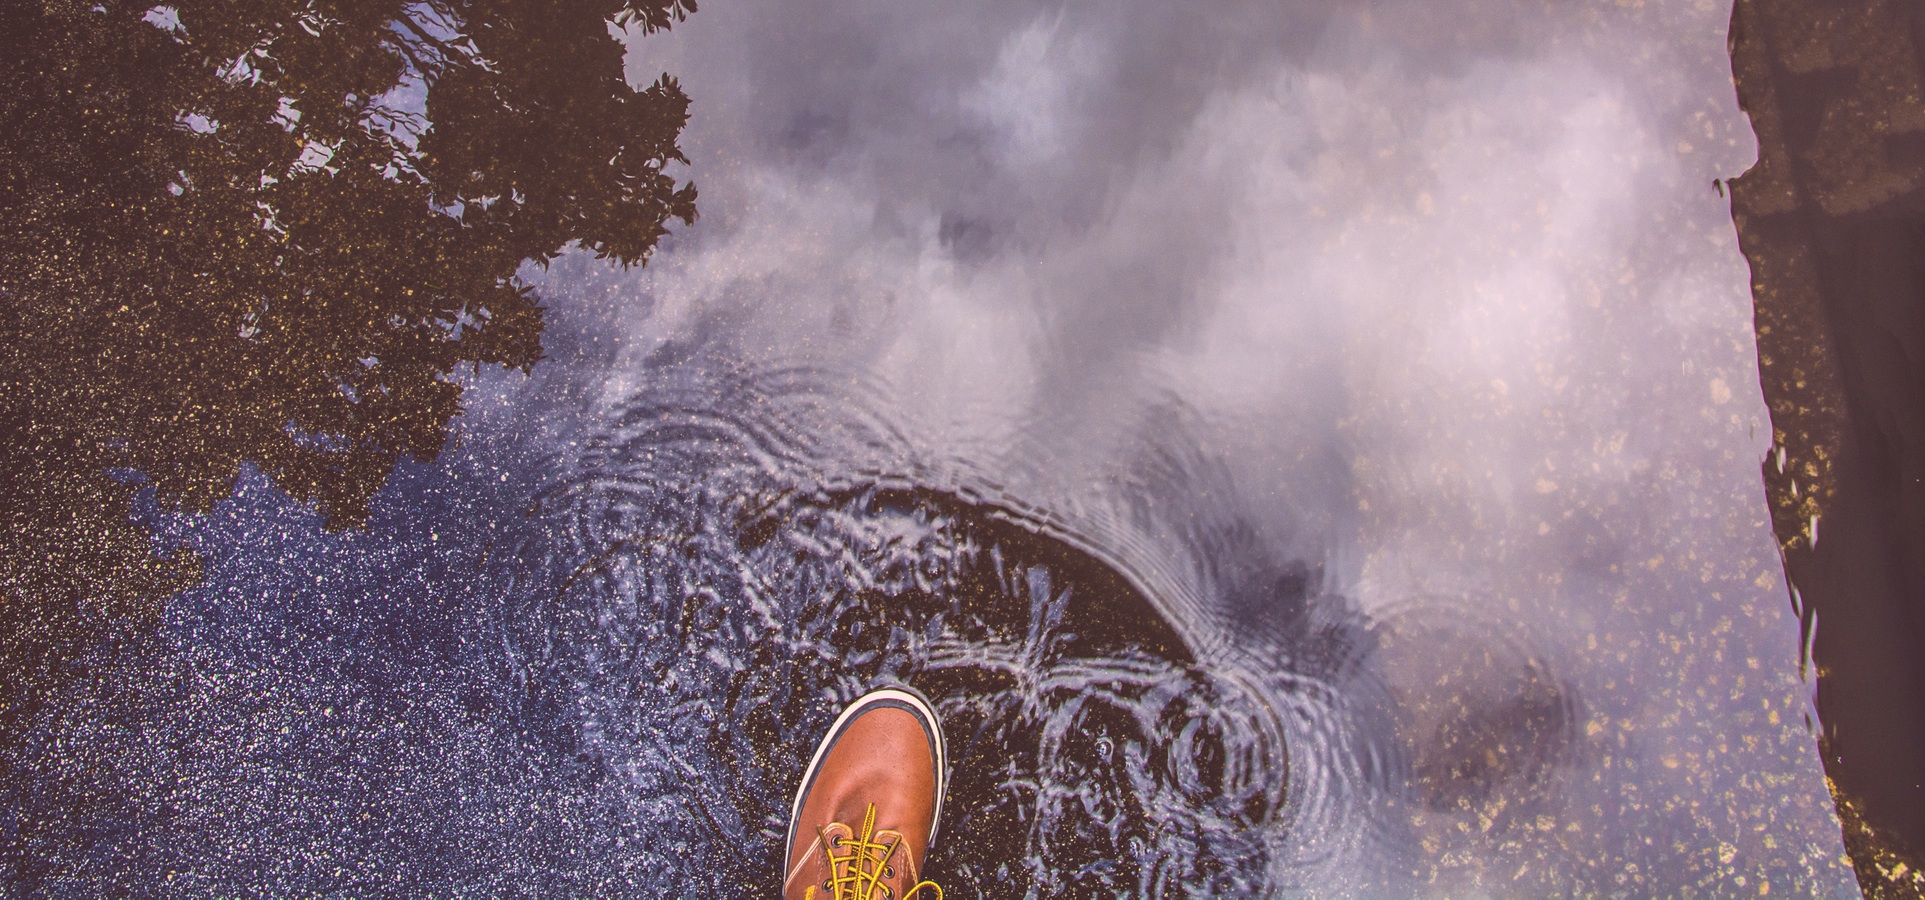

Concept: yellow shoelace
[[802, 803, 943, 900]]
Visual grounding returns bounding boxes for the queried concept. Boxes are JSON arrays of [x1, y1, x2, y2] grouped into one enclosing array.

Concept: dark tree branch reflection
[[0, 0, 696, 695]]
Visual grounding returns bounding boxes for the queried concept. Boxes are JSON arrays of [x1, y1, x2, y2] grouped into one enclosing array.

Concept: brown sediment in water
[[1728, 0, 1925, 890]]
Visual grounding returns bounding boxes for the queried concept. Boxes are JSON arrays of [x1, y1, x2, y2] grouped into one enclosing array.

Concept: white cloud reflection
[[582, 0, 1855, 891]]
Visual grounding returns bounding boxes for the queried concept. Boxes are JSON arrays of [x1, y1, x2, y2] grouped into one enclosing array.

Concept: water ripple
[[483, 361, 1390, 894]]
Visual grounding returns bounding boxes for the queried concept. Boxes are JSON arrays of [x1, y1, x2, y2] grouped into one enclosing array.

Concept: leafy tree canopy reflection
[[0, 0, 696, 660]]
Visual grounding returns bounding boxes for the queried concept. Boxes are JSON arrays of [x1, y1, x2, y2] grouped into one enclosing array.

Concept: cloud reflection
[[591, 0, 1853, 892]]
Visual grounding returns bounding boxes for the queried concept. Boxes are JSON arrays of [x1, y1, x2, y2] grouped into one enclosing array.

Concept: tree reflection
[[0, 0, 696, 699]]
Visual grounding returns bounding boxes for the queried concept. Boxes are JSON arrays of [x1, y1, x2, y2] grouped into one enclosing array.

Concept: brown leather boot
[[783, 686, 948, 899]]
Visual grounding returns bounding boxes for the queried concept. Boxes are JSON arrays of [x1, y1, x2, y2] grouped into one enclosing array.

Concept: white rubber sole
[[782, 685, 948, 875]]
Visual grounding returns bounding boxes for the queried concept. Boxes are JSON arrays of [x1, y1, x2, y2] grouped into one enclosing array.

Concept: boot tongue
[[823, 816, 917, 898], [786, 819, 919, 899]]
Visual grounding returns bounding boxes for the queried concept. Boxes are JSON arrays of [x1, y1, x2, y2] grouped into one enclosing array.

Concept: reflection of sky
[[29, 1, 1859, 894], [583, 0, 1855, 892]]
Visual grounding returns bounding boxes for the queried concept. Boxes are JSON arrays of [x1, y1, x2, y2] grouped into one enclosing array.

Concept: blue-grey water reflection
[[9, 0, 1860, 895]]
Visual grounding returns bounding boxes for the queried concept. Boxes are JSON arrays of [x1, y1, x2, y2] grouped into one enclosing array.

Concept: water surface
[[5, 0, 1860, 895]]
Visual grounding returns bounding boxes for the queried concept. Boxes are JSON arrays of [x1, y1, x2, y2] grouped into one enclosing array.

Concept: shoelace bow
[[802, 803, 943, 900]]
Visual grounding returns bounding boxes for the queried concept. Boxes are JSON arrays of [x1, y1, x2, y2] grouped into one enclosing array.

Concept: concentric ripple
[[481, 362, 1384, 895]]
